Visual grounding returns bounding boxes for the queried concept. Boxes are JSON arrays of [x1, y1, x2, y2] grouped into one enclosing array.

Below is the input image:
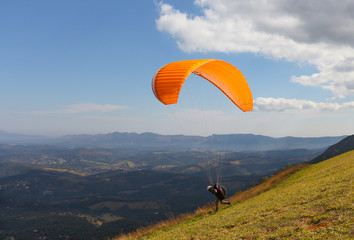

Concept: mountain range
[[0, 130, 347, 151]]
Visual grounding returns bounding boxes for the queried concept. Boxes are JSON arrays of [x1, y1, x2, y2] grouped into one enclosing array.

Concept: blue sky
[[1, 0, 353, 137]]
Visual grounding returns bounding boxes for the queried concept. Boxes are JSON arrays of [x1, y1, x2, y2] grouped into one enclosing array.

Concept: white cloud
[[32, 103, 128, 115], [156, 0, 354, 99], [254, 97, 354, 112]]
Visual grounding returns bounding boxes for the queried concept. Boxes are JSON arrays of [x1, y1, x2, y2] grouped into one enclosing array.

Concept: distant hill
[[57, 132, 346, 150], [0, 130, 346, 151], [57, 132, 346, 151], [309, 134, 354, 164], [116, 150, 354, 240]]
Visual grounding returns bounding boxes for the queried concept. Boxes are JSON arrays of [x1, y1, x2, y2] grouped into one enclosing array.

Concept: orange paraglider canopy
[[152, 59, 253, 112]]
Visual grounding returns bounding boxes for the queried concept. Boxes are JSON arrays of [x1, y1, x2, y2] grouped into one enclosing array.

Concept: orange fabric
[[152, 59, 253, 112]]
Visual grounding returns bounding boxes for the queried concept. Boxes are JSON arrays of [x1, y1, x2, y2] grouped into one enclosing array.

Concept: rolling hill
[[116, 150, 354, 239]]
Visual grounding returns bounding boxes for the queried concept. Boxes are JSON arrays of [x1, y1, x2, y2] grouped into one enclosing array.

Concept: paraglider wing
[[152, 59, 253, 112]]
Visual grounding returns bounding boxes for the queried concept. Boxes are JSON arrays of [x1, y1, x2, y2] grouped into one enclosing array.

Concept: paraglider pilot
[[207, 184, 231, 211]]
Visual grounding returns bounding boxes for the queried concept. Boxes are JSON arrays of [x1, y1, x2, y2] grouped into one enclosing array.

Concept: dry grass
[[113, 163, 308, 240], [228, 163, 308, 204]]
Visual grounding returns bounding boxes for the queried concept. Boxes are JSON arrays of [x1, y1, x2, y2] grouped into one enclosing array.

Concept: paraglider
[[207, 184, 231, 211], [152, 59, 253, 210], [152, 59, 253, 112]]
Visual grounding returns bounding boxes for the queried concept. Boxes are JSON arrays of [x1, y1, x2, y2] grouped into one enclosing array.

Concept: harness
[[214, 184, 225, 199]]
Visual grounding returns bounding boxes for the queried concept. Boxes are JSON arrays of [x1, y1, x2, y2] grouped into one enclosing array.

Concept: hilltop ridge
[[116, 150, 354, 239], [310, 134, 354, 164]]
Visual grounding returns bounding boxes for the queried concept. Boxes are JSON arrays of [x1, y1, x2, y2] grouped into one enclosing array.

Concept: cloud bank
[[254, 97, 354, 112], [156, 0, 354, 100]]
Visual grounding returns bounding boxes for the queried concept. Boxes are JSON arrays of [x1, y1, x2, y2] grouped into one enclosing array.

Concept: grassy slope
[[119, 150, 353, 240]]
